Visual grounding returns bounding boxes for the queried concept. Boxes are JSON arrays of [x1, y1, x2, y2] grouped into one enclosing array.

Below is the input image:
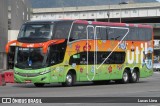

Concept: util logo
[[127, 43, 153, 64]]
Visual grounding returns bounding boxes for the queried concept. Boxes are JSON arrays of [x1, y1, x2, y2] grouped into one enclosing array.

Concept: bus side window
[[48, 46, 62, 65], [87, 27, 94, 39], [108, 28, 114, 40], [70, 24, 87, 41], [114, 52, 125, 64], [108, 27, 128, 40], [49, 51, 60, 65], [95, 27, 108, 40], [100, 53, 109, 64], [100, 27, 108, 40], [80, 54, 87, 65], [103, 52, 115, 64]]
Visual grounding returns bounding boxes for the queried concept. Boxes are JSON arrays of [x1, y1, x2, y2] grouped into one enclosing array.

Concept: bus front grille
[[16, 73, 40, 77]]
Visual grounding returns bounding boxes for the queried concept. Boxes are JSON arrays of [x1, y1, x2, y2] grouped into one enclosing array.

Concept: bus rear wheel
[[62, 71, 75, 87], [34, 83, 45, 87], [130, 70, 139, 83]]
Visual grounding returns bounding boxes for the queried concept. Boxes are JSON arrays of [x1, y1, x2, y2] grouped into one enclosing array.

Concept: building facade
[[8, 0, 31, 42], [0, 0, 8, 70]]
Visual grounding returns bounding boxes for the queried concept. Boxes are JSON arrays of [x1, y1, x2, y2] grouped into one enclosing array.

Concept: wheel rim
[[132, 72, 137, 81], [66, 74, 72, 84], [123, 72, 128, 82]]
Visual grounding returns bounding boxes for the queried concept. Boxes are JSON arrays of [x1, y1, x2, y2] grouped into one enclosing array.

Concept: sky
[[157, 0, 160, 2]]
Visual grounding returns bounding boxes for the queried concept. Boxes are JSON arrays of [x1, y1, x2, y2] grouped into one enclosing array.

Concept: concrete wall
[[32, 7, 160, 20], [31, 3, 160, 20], [8, 30, 19, 42], [0, 0, 8, 70]]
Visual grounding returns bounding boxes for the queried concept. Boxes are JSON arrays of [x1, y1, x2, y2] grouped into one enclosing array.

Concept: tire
[[115, 70, 129, 84], [121, 70, 129, 84], [34, 83, 45, 87], [130, 70, 139, 83], [62, 72, 75, 87]]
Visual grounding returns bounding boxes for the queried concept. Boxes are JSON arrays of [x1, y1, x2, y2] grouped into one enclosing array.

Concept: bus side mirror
[[42, 39, 65, 54], [43, 40, 56, 54], [6, 40, 17, 54]]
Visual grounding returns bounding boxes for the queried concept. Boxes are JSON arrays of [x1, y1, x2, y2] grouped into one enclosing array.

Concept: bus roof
[[25, 19, 152, 29], [74, 20, 153, 29], [24, 20, 74, 24]]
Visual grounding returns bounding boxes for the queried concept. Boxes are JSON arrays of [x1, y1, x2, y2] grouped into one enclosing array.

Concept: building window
[[125, 10, 128, 14], [99, 11, 104, 15], [116, 12, 119, 15], [133, 9, 137, 13], [74, 13, 78, 16], [66, 14, 70, 16]]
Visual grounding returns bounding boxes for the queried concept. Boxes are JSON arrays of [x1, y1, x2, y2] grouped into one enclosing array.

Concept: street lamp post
[[107, 0, 111, 22], [60, 0, 64, 19], [119, 0, 128, 23], [119, 0, 122, 23]]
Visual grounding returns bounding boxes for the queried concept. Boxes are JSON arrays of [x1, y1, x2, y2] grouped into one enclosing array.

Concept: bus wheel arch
[[122, 68, 130, 83], [129, 67, 140, 83], [62, 69, 76, 87], [115, 68, 130, 84]]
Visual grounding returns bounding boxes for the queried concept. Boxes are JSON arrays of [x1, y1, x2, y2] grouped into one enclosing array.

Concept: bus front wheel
[[121, 70, 129, 83], [62, 71, 75, 87], [116, 70, 129, 84]]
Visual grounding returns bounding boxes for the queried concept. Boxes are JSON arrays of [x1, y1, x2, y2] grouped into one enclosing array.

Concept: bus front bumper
[[14, 72, 51, 83]]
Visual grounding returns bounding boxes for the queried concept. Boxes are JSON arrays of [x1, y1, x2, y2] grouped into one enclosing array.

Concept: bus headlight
[[39, 70, 51, 75]]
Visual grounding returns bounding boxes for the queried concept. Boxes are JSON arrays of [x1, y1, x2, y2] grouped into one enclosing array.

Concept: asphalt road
[[1, 72, 160, 106]]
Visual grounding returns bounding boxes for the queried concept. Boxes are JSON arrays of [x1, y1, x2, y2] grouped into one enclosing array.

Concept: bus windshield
[[14, 47, 48, 69], [18, 24, 53, 41]]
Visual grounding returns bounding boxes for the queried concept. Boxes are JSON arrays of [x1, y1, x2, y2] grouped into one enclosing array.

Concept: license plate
[[25, 80, 32, 83]]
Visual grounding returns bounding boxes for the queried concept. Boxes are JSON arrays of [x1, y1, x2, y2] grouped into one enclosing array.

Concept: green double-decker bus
[[6, 20, 153, 87]]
